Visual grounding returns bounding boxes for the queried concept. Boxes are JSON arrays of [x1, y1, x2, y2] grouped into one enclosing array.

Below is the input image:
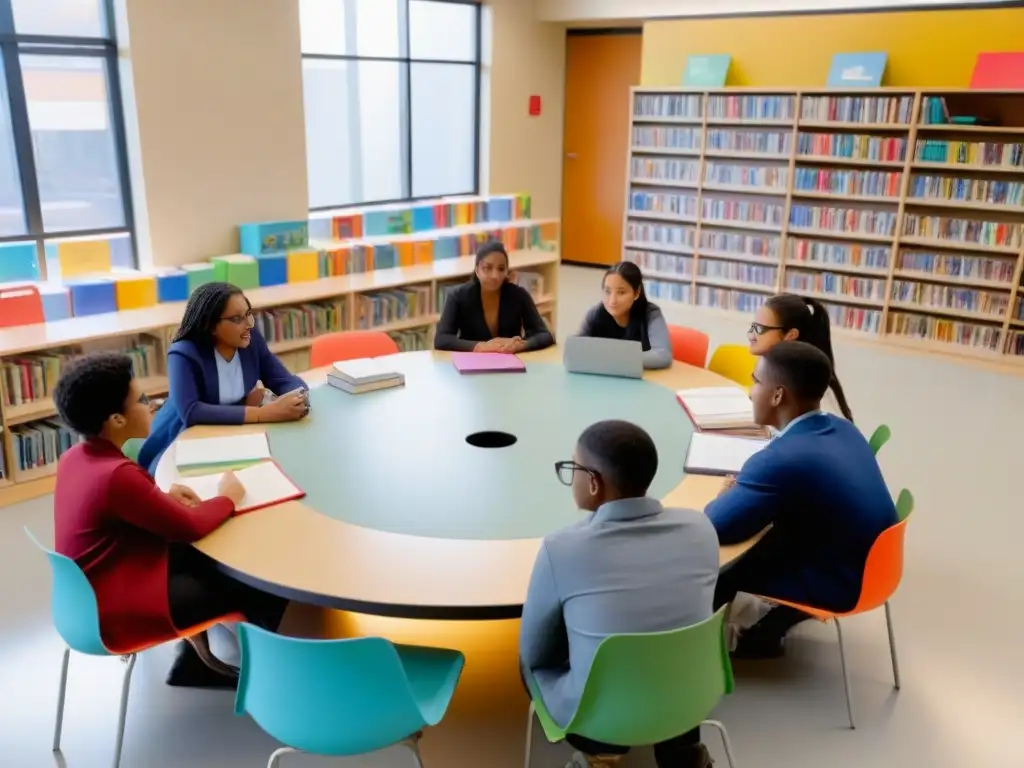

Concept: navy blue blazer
[[705, 413, 897, 612], [138, 328, 305, 473]]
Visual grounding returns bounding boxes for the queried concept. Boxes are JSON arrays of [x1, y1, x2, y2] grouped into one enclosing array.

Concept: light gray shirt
[[215, 350, 245, 405], [519, 496, 719, 727]]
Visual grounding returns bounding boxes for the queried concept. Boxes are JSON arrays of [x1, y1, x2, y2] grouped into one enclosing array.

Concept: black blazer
[[433, 279, 554, 352]]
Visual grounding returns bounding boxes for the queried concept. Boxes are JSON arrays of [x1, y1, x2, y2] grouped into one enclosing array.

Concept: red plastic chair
[[667, 325, 710, 368], [309, 331, 400, 368], [755, 489, 913, 729], [0, 285, 44, 328], [26, 528, 243, 768]]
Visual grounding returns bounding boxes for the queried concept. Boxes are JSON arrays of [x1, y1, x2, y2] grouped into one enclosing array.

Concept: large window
[[0, 0, 134, 278], [300, 0, 481, 210]]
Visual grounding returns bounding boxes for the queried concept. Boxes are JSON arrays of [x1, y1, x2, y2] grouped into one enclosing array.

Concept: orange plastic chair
[[667, 325, 710, 368], [0, 284, 45, 328], [707, 344, 757, 389], [309, 330, 400, 368], [26, 528, 244, 768], [755, 488, 913, 729]]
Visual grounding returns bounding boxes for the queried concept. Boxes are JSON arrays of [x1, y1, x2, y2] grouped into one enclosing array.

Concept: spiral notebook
[[180, 460, 305, 514]]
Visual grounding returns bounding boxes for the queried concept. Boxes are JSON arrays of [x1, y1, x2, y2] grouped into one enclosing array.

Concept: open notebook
[[180, 460, 305, 514], [684, 432, 769, 477], [676, 386, 757, 431], [175, 433, 272, 473]]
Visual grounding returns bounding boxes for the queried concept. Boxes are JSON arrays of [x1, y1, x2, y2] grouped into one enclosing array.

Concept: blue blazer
[[138, 328, 305, 473], [705, 413, 897, 612]]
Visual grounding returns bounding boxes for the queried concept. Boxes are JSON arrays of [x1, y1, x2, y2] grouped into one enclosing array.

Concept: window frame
[[0, 0, 135, 277], [302, 0, 482, 212]]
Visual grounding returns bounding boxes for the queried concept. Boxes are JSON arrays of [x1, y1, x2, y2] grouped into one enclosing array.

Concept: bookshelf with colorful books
[[624, 86, 1024, 369]]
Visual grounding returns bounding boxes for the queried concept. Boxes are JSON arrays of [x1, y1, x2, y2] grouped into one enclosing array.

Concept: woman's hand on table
[[245, 387, 266, 407], [259, 391, 308, 422], [473, 340, 505, 353], [218, 471, 246, 507], [486, 337, 525, 353], [168, 484, 201, 508]]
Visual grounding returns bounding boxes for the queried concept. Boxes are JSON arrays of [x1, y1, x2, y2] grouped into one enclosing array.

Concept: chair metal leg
[[884, 601, 901, 690], [524, 701, 536, 768], [833, 620, 855, 730], [403, 734, 425, 768], [53, 646, 71, 752], [111, 654, 137, 768], [702, 719, 738, 768], [266, 747, 298, 768]]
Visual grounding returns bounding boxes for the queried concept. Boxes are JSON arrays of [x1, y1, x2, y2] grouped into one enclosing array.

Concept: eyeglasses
[[220, 309, 254, 326], [748, 322, 785, 336], [554, 460, 600, 487]]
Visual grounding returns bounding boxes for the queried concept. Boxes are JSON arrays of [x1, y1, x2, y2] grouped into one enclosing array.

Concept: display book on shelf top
[[0, 248, 560, 504], [624, 86, 1024, 369]]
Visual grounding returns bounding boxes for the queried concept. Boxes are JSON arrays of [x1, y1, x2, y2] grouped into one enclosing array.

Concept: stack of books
[[327, 358, 405, 394]]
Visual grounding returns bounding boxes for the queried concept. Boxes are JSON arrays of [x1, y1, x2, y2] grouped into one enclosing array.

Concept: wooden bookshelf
[[0, 248, 560, 505], [624, 86, 1024, 370]]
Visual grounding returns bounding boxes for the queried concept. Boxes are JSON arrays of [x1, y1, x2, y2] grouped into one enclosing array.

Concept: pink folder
[[451, 352, 526, 374]]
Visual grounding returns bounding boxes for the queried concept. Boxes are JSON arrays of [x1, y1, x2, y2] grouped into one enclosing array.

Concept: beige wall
[[119, 0, 564, 267], [485, 0, 566, 220], [120, 0, 309, 268]]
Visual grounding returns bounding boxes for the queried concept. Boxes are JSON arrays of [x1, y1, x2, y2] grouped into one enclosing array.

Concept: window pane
[[411, 63, 475, 198], [0, 60, 27, 237], [410, 1, 477, 62], [303, 59, 403, 208], [12, 0, 106, 38], [22, 55, 126, 233], [299, 0, 401, 57]]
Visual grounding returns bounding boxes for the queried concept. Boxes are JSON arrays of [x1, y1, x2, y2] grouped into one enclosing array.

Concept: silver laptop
[[563, 336, 644, 379]]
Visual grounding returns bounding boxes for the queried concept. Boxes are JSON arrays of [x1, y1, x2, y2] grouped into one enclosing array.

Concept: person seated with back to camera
[[433, 241, 554, 354], [705, 341, 897, 659], [52, 352, 289, 688], [575, 261, 672, 370], [520, 420, 720, 768], [138, 281, 309, 474]]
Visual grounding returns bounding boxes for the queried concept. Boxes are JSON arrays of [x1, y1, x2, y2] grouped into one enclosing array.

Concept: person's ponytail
[[800, 297, 854, 422]]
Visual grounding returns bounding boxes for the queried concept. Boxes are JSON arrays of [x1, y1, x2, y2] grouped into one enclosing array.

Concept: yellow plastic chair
[[707, 344, 757, 389]]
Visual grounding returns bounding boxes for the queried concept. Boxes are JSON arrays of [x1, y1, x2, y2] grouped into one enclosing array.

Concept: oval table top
[[155, 346, 753, 619]]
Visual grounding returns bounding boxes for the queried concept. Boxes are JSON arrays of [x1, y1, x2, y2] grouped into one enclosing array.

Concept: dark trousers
[[167, 544, 288, 633], [520, 667, 701, 766], [714, 543, 812, 641], [567, 728, 700, 764]]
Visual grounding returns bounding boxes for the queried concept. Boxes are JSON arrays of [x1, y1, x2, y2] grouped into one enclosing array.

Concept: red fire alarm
[[529, 94, 542, 116]]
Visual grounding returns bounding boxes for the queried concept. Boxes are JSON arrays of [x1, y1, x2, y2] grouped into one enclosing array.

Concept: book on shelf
[[389, 328, 430, 352], [12, 420, 76, 472], [634, 93, 703, 119], [797, 133, 907, 163], [915, 138, 1024, 168], [356, 285, 432, 329], [327, 358, 405, 394], [632, 126, 703, 151], [902, 214, 1022, 249], [887, 311, 1003, 351], [706, 128, 792, 154], [793, 168, 902, 198], [684, 432, 769, 476], [790, 204, 897, 236], [707, 94, 794, 121], [800, 94, 913, 125], [788, 239, 891, 270], [256, 300, 347, 345], [676, 386, 758, 431], [180, 461, 305, 515], [909, 175, 1024, 207], [897, 251, 1016, 283]]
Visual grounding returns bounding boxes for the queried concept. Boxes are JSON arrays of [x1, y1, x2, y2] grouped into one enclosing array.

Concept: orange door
[[561, 31, 642, 266]]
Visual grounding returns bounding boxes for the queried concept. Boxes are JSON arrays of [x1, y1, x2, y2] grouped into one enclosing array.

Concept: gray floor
[[2, 265, 1022, 767]]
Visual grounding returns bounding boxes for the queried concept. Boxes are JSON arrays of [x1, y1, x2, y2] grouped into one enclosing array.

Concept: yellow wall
[[487, 0, 566, 219], [120, 0, 309, 269], [642, 6, 1024, 87]]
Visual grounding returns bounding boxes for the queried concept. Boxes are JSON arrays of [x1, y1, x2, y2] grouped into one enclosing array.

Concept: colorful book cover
[[683, 54, 731, 87], [827, 52, 887, 88]]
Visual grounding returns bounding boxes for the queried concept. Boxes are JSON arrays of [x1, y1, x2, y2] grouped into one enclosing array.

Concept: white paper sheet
[[174, 433, 271, 470], [180, 461, 302, 513], [685, 432, 768, 476]]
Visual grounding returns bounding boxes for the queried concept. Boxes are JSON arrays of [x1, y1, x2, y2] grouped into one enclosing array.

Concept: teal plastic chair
[[121, 438, 143, 463], [868, 424, 891, 455], [27, 529, 242, 768], [235, 623, 465, 767], [523, 607, 737, 767]]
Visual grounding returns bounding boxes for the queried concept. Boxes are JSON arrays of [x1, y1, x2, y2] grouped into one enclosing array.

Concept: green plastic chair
[[523, 606, 737, 767], [235, 623, 465, 767], [868, 424, 891, 455]]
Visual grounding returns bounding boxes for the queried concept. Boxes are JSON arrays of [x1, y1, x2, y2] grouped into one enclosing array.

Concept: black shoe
[[166, 641, 239, 689]]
